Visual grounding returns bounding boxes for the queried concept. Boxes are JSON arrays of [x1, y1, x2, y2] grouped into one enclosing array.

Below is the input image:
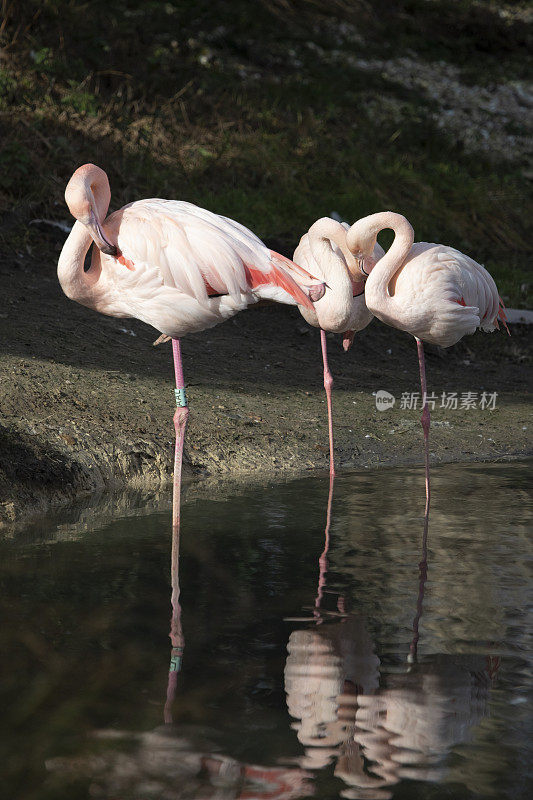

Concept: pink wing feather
[[107, 200, 314, 310]]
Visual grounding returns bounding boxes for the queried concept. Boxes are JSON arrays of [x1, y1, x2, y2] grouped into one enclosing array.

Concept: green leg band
[[174, 387, 188, 407], [169, 653, 183, 672]]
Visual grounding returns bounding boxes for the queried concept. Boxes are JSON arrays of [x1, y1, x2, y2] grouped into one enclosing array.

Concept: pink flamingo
[[293, 218, 383, 476], [58, 163, 323, 525], [346, 211, 508, 510]]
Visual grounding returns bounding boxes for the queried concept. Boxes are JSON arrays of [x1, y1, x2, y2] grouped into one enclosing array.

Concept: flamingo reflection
[[284, 485, 498, 798], [163, 513, 185, 724], [47, 511, 313, 800], [160, 511, 314, 800]]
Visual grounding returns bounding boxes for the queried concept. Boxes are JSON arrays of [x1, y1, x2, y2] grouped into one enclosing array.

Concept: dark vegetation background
[[0, 0, 532, 303]]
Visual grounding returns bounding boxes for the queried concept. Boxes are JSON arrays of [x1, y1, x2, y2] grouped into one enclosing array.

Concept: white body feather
[[293, 222, 382, 333], [58, 199, 308, 339], [367, 242, 502, 347]]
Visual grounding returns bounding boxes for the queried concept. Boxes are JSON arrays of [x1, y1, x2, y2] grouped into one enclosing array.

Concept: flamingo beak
[[88, 211, 117, 256], [360, 257, 372, 277]]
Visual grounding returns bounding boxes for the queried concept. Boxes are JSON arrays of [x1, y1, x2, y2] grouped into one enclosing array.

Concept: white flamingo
[[346, 211, 508, 508], [293, 217, 383, 476], [58, 163, 323, 526]]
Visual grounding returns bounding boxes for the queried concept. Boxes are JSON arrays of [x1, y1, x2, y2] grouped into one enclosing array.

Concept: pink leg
[[171, 339, 189, 530], [415, 336, 431, 514], [164, 338, 188, 724], [320, 329, 335, 478]]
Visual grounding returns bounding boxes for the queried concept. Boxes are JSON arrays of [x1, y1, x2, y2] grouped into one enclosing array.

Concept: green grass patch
[[1, 0, 531, 304]]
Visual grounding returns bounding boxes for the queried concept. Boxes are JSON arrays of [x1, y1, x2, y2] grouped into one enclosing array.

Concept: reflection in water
[[408, 507, 428, 664], [285, 619, 380, 760], [2, 461, 530, 800], [164, 516, 185, 724], [314, 474, 333, 619], [47, 726, 313, 800], [46, 504, 314, 800], [164, 513, 313, 799], [284, 487, 497, 799], [354, 656, 492, 791], [161, 521, 314, 799]]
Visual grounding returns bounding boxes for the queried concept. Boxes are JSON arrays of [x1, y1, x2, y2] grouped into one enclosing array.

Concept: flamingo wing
[[107, 200, 314, 310], [392, 243, 501, 346], [293, 225, 373, 341], [416, 243, 500, 329]]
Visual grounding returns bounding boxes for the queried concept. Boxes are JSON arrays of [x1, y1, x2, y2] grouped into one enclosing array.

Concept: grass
[[0, 0, 531, 304]]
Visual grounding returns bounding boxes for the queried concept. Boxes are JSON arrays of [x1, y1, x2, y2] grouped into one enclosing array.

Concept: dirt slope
[[0, 232, 530, 527]]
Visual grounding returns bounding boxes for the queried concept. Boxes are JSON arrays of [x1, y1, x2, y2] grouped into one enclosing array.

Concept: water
[[0, 461, 531, 800]]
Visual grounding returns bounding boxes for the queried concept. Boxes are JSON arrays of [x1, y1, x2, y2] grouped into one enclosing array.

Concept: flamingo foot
[[153, 333, 172, 345], [342, 330, 355, 351]]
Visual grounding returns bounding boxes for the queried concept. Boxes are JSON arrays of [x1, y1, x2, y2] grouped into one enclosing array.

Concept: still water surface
[[0, 461, 531, 799]]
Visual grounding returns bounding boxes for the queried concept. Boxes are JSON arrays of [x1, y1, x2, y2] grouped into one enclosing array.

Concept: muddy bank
[[0, 241, 531, 528]]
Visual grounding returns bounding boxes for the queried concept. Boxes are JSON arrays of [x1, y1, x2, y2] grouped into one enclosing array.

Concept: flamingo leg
[[415, 336, 431, 513], [320, 329, 335, 478], [164, 338, 188, 724], [171, 338, 189, 530]]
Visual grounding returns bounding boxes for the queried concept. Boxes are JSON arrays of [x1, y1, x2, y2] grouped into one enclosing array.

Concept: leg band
[[174, 387, 188, 407]]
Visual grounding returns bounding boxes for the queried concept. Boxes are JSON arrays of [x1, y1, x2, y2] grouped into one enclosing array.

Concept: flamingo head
[[345, 218, 377, 278], [346, 211, 414, 276], [346, 215, 383, 251], [308, 217, 363, 283], [65, 164, 117, 256]]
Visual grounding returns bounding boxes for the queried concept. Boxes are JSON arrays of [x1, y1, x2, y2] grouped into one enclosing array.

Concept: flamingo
[[58, 163, 324, 527], [345, 212, 508, 510], [293, 218, 383, 476]]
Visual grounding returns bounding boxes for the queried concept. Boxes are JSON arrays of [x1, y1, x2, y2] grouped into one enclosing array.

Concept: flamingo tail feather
[[245, 257, 315, 310], [497, 297, 511, 336]]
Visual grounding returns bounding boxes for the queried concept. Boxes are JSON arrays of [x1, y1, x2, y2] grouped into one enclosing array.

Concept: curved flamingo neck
[[347, 212, 414, 312], [57, 221, 103, 307], [59, 165, 114, 309], [308, 218, 354, 288]]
